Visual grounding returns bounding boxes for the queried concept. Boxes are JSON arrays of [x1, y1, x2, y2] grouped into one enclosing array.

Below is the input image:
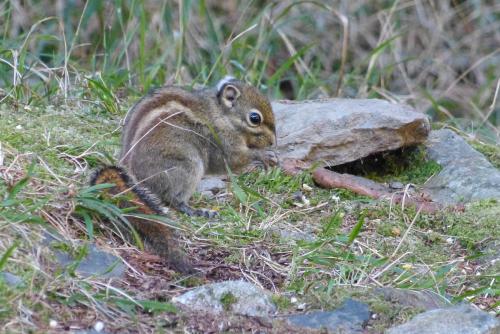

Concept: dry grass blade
[[480, 77, 500, 127]]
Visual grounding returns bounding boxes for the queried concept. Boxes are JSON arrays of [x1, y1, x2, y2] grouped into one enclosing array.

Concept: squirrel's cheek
[[245, 135, 259, 149], [247, 134, 271, 149]]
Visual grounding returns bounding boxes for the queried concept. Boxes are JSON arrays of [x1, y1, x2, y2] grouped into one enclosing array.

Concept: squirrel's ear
[[220, 84, 241, 108]]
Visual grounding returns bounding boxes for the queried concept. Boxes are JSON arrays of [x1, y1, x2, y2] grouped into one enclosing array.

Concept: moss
[[376, 221, 401, 237], [220, 292, 238, 311], [331, 146, 442, 184], [469, 140, 500, 169], [271, 295, 293, 311], [177, 276, 204, 288], [444, 199, 500, 246]]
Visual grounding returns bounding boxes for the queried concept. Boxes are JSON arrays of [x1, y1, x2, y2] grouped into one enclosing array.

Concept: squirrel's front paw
[[245, 150, 279, 172], [263, 149, 279, 168]]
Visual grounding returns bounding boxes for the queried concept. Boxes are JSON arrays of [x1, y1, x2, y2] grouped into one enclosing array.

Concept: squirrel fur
[[91, 77, 276, 273], [90, 165, 194, 273]]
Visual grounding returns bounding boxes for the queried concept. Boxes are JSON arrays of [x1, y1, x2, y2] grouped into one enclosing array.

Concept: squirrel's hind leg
[[142, 155, 218, 218]]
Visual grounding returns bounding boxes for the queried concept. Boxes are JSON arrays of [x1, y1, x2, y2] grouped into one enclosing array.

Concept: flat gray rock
[[386, 304, 499, 334], [0, 271, 23, 287], [425, 130, 500, 204], [375, 287, 449, 311], [273, 99, 430, 166], [286, 299, 370, 333], [54, 243, 125, 279], [275, 228, 316, 242], [44, 231, 126, 279], [172, 280, 276, 318]]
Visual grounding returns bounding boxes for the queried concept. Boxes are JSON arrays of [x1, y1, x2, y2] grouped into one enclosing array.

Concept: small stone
[[272, 223, 316, 242], [49, 320, 57, 328], [200, 190, 215, 199], [290, 297, 298, 304], [63, 244, 125, 278], [196, 176, 226, 194], [287, 299, 370, 333], [391, 227, 401, 236], [292, 191, 304, 202], [302, 184, 313, 192], [292, 191, 309, 207], [478, 239, 500, 267], [0, 271, 23, 287], [402, 264, 413, 270], [172, 280, 276, 318], [44, 232, 126, 279], [331, 194, 340, 203], [15, 124, 23, 130], [93, 321, 104, 332], [386, 304, 499, 334], [296, 303, 306, 311], [389, 181, 405, 190]]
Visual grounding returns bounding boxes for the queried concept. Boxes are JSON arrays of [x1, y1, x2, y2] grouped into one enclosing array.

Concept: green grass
[[1, 103, 499, 330], [0, 0, 499, 332]]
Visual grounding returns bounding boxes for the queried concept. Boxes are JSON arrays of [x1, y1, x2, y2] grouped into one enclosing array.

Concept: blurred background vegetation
[[1, 0, 499, 142]]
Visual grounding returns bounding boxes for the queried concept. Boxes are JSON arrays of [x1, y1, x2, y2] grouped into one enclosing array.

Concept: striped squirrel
[[91, 77, 276, 272]]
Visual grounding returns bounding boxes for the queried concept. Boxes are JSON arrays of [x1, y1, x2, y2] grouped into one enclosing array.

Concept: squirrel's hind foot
[[177, 202, 219, 218]]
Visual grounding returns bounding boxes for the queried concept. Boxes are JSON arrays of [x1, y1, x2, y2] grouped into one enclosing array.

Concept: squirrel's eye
[[247, 110, 263, 126]]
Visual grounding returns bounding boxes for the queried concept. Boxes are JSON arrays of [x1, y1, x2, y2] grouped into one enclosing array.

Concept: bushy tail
[[90, 166, 195, 274], [90, 166, 163, 214]]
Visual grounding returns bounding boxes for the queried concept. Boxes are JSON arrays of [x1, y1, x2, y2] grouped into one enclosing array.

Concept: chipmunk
[[91, 77, 276, 273]]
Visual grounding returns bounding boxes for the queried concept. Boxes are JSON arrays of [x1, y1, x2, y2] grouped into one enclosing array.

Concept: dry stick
[[390, 207, 421, 259], [419, 259, 441, 294], [392, 268, 422, 287], [312, 167, 442, 213], [91, 280, 142, 309], [37, 156, 64, 185], [354, 240, 385, 258], [371, 251, 411, 281], [259, 254, 287, 276], [400, 183, 414, 212], [240, 249, 274, 291]]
